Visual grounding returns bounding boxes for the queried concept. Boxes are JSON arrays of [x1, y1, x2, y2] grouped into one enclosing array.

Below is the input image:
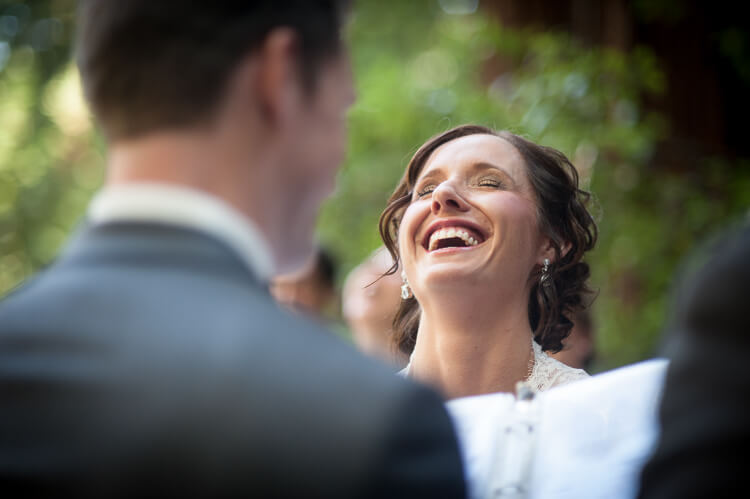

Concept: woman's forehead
[[419, 134, 526, 179]]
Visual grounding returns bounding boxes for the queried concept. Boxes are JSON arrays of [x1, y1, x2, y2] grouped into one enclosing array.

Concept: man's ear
[[254, 27, 301, 124]]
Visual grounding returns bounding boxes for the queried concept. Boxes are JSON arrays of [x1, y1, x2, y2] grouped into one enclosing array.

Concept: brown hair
[[379, 125, 598, 354], [76, 0, 350, 140]]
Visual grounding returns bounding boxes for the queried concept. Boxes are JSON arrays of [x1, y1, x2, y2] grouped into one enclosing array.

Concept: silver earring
[[400, 270, 413, 299], [540, 258, 551, 287]]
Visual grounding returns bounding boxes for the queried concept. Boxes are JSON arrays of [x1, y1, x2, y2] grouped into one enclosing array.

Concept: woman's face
[[398, 134, 548, 299]]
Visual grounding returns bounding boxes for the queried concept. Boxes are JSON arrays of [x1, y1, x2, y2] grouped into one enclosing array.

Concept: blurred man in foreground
[[0, 2, 466, 497]]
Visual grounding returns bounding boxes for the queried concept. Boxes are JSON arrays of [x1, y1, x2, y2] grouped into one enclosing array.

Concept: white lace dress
[[398, 339, 588, 392], [525, 339, 589, 391]]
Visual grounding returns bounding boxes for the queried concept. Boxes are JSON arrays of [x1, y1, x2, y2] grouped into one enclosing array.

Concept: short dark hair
[[76, 0, 350, 139], [379, 125, 598, 354]]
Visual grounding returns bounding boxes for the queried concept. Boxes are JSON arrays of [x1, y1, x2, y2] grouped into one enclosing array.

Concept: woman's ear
[[559, 240, 573, 260], [537, 237, 572, 265]]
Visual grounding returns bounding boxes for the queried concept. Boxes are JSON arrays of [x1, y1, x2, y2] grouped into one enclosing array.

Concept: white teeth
[[427, 226, 481, 251]]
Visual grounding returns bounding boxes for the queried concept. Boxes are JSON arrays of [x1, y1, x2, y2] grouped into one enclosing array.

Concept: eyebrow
[[415, 161, 517, 188]]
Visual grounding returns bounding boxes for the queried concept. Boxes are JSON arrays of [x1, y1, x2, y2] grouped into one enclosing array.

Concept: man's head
[[76, 1, 355, 273], [76, 1, 351, 140]]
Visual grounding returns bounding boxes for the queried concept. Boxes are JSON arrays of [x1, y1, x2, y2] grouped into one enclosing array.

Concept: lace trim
[[527, 339, 588, 392]]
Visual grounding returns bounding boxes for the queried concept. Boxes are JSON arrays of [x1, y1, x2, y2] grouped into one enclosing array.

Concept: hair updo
[[378, 125, 598, 355]]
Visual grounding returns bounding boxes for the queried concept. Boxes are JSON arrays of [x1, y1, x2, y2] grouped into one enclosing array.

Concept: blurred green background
[[1, 0, 748, 370]]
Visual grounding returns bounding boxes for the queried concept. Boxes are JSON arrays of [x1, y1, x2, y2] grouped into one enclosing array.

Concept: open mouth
[[423, 224, 487, 252]]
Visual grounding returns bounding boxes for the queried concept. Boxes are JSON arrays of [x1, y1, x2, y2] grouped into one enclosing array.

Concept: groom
[[0, 1, 466, 497]]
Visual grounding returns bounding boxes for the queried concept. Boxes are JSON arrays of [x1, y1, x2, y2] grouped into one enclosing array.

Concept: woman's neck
[[409, 292, 534, 399]]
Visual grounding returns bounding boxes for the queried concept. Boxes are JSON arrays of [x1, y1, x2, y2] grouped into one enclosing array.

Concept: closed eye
[[478, 178, 504, 188], [416, 185, 436, 198]]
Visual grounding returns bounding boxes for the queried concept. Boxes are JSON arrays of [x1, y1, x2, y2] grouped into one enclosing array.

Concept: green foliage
[[1, 0, 748, 369], [0, 0, 100, 292]]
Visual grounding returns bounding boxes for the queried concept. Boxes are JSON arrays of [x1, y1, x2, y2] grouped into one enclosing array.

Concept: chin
[[419, 263, 484, 289], [275, 242, 315, 276]]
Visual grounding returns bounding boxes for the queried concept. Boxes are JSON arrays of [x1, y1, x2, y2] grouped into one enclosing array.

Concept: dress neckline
[[397, 337, 589, 393]]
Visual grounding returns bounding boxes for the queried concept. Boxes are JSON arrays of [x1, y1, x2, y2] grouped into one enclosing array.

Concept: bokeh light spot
[[438, 0, 479, 15], [0, 41, 9, 72]]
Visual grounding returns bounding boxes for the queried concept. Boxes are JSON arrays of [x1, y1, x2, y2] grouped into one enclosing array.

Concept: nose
[[431, 182, 470, 215]]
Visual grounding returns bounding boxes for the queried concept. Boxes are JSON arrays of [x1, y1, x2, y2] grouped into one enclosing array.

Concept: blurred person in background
[[342, 247, 409, 369], [380, 125, 597, 398], [270, 247, 339, 320], [638, 224, 750, 498], [550, 307, 596, 370], [0, 1, 467, 498]]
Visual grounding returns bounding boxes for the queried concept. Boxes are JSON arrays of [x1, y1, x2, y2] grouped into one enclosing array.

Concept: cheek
[[492, 198, 541, 245], [397, 204, 422, 252], [516, 215, 544, 256], [291, 105, 345, 177], [291, 141, 339, 200]]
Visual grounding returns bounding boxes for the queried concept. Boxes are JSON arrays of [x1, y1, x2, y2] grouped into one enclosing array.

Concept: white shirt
[[447, 359, 668, 499], [88, 183, 275, 281]]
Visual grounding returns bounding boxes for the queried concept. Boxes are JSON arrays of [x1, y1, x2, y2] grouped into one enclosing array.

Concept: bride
[[379, 125, 597, 399]]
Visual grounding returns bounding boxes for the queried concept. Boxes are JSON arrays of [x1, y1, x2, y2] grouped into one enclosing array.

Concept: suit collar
[[88, 183, 275, 281]]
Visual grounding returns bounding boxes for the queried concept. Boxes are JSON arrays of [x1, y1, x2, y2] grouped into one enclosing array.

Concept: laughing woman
[[380, 125, 597, 399]]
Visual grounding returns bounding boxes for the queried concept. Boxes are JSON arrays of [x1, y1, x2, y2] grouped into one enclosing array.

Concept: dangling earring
[[540, 258, 551, 287], [400, 270, 413, 299]]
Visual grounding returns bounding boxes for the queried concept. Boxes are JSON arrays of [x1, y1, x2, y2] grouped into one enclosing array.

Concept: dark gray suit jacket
[[0, 222, 466, 498], [638, 225, 750, 498]]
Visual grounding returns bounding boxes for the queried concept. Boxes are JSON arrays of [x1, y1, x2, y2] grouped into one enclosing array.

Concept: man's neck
[[106, 129, 298, 274], [109, 130, 240, 196], [108, 129, 278, 241]]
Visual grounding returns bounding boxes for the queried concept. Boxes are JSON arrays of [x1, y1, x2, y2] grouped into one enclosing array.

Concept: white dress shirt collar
[[88, 183, 275, 281]]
